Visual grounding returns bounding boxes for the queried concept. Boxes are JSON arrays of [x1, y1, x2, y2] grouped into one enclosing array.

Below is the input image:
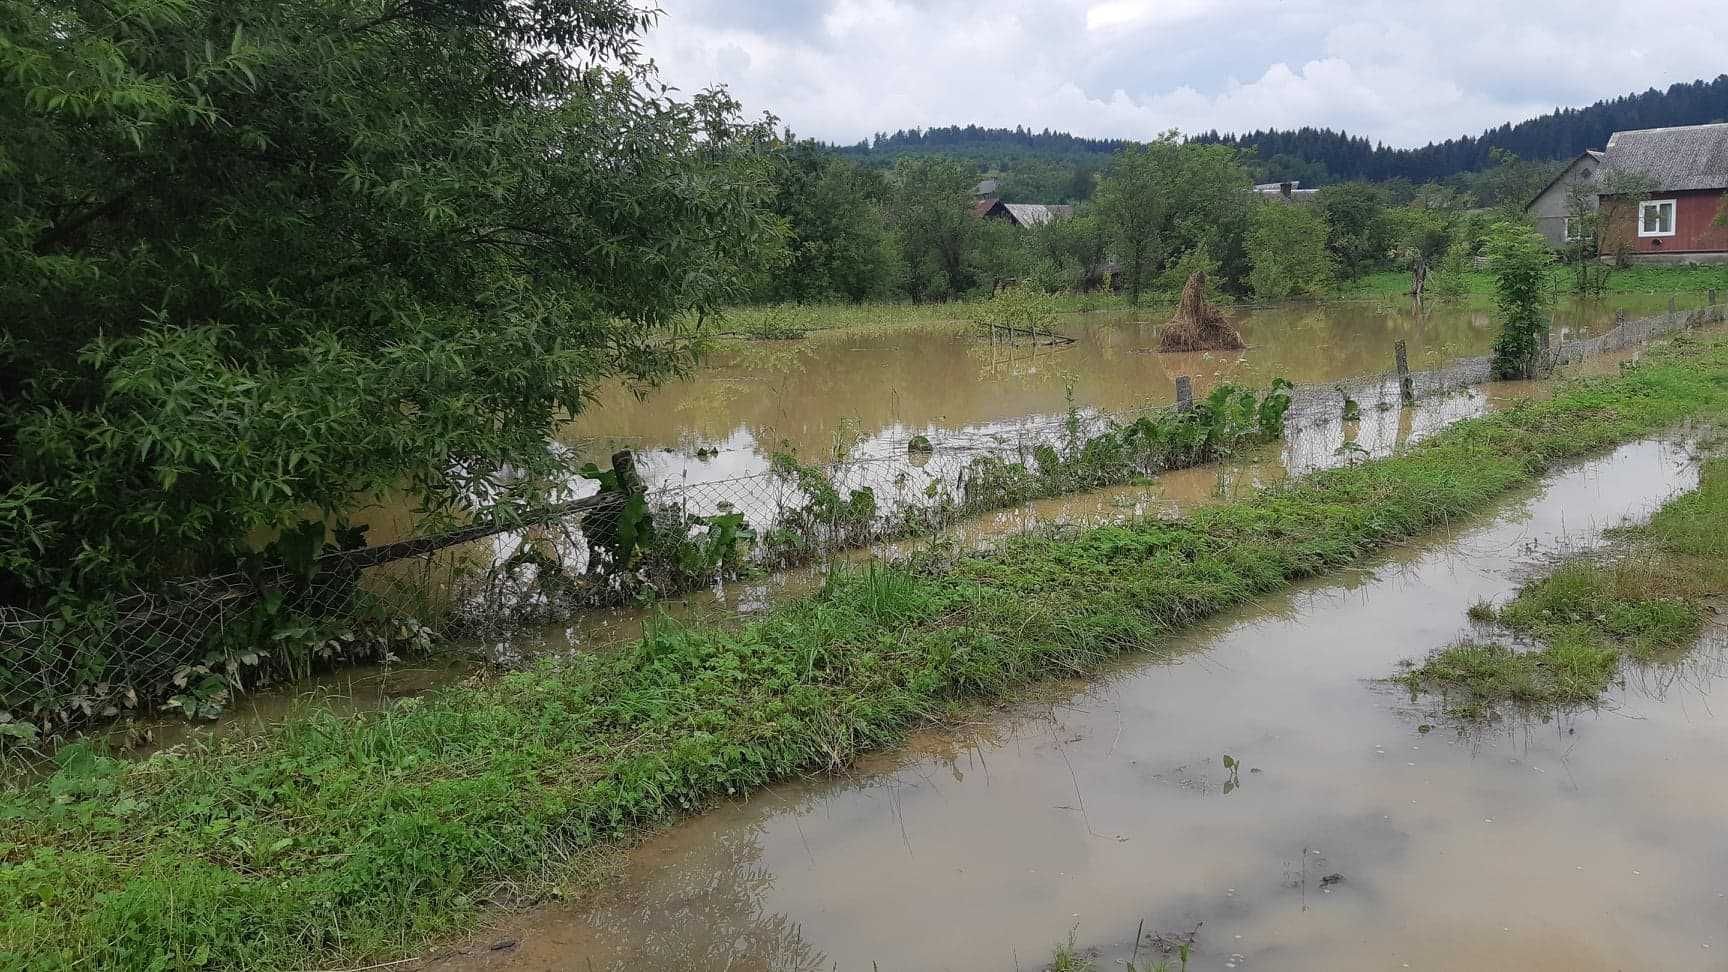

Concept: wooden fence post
[[1394, 340, 1414, 405], [611, 449, 643, 500], [1175, 376, 1193, 413]]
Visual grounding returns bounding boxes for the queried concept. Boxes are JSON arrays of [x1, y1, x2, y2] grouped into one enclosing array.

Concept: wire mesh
[[2, 302, 1721, 734]]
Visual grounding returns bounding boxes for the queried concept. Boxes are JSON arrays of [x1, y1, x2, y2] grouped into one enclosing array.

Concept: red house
[[1598, 123, 1728, 263]]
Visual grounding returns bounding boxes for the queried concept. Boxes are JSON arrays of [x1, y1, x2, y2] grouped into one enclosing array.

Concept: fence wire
[[2, 302, 1721, 736]]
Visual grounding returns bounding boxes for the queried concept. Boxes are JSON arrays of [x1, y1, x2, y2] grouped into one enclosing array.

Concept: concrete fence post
[[1710, 289, 1718, 307], [1394, 340, 1414, 405], [1669, 294, 1678, 317], [1175, 375, 1194, 413]]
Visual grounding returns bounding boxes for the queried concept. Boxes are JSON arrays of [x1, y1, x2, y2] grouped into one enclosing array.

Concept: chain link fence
[[2, 300, 1721, 739]]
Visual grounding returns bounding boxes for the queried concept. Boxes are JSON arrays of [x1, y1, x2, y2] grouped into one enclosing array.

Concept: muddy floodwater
[[426, 436, 1728, 971], [554, 296, 1673, 486]]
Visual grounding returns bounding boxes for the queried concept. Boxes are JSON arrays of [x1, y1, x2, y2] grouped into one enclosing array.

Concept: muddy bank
[[425, 437, 1727, 972]]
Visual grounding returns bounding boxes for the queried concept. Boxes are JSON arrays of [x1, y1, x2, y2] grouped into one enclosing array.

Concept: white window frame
[[1638, 198, 1677, 238], [1564, 216, 1589, 243]]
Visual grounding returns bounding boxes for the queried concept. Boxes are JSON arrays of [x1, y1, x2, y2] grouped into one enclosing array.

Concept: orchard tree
[[0, 0, 782, 605]]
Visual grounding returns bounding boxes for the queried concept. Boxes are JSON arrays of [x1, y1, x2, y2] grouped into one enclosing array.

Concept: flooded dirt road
[[427, 436, 1728, 971]]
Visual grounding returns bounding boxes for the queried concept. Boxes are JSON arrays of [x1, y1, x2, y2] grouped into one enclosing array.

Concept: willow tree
[[0, 1, 780, 605]]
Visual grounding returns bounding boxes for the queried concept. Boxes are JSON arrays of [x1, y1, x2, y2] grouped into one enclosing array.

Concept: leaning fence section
[[3, 300, 1723, 738]]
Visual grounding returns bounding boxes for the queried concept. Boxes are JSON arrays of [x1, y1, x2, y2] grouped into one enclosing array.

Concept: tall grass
[[7, 336, 1728, 970]]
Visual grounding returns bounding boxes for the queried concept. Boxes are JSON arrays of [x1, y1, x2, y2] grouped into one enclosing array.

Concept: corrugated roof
[[1602, 123, 1728, 192], [1001, 203, 1072, 227]]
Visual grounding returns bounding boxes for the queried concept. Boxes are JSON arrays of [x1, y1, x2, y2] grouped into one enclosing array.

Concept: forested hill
[[830, 75, 1728, 184], [1196, 76, 1728, 182], [830, 125, 1128, 168]]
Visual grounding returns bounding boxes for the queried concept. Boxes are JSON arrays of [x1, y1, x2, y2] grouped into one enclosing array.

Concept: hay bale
[[1158, 271, 1244, 352]]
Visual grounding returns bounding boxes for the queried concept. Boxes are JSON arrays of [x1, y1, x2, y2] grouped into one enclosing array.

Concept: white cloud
[[642, 0, 1728, 148], [1085, 0, 1217, 31]]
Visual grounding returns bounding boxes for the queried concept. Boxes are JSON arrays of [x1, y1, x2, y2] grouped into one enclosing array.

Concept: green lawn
[[8, 335, 1728, 970], [1340, 263, 1728, 300]]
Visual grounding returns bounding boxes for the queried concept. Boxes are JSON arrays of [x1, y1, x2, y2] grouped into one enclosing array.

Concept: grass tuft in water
[[1403, 457, 1728, 717]]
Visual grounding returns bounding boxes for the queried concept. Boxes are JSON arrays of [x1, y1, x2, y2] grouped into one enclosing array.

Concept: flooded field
[[555, 296, 1675, 486], [423, 435, 1728, 972]]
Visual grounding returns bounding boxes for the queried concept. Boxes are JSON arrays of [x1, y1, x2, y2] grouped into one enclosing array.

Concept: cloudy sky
[[642, 0, 1727, 148]]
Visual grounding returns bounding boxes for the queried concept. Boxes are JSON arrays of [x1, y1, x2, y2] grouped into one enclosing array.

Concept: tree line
[[823, 75, 1728, 194], [747, 135, 1543, 306]]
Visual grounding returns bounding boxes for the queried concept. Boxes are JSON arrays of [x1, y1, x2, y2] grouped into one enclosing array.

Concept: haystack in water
[[1158, 271, 1244, 352]]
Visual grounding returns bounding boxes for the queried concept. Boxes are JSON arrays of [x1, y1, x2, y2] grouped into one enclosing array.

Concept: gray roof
[[973, 178, 1000, 196], [1002, 203, 1072, 226], [1602, 123, 1728, 192]]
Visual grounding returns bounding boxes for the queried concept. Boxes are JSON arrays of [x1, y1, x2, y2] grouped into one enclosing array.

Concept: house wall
[[1526, 156, 1598, 247], [1602, 189, 1728, 258]]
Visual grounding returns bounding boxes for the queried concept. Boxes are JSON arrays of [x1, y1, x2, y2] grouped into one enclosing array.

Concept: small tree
[[1485, 223, 1555, 379]]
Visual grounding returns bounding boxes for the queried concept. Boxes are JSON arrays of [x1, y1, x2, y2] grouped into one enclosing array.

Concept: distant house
[[1251, 181, 1319, 203], [1524, 150, 1605, 247], [972, 198, 1074, 227], [972, 178, 1001, 197], [1596, 123, 1728, 263]]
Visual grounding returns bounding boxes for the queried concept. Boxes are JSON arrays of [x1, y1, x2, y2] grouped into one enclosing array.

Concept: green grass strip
[[1403, 455, 1728, 718], [6, 336, 1728, 971]]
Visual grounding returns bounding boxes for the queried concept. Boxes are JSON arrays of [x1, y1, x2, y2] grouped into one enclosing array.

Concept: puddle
[[422, 436, 1728, 971]]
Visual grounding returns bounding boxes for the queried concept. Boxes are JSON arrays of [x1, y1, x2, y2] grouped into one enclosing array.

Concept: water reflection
[[558, 297, 1672, 494], [429, 438, 1728, 972]]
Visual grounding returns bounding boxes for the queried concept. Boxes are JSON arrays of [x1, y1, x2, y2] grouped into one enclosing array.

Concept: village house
[[1251, 180, 1319, 203], [971, 198, 1074, 227], [1595, 123, 1728, 263], [1524, 150, 1605, 247]]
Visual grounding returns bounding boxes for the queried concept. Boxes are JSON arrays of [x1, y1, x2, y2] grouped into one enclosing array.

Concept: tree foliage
[[1315, 182, 1391, 280], [751, 143, 897, 302], [0, 0, 781, 605], [1485, 222, 1557, 379], [1246, 204, 1337, 300], [883, 157, 989, 300], [1094, 135, 1253, 303]]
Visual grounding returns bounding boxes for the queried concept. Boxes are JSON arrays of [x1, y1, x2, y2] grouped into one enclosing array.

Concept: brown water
[[553, 297, 1672, 491], [422, 436, 1728, 972]]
